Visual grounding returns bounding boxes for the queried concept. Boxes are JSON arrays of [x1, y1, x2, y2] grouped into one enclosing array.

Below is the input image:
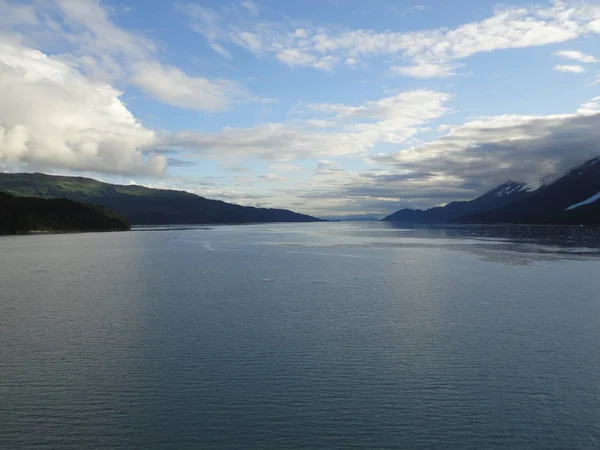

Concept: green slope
[[0, 173, 322, 225], [0, 192, 129, 234]]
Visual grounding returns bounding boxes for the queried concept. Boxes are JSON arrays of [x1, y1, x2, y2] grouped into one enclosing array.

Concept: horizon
[[2, 155, 597, 221], [1, 0, 599, 217]]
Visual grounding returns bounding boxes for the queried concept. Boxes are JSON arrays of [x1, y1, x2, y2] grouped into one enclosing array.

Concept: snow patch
[[493, 182, 526, 197], [522, 173, 557, 192], [521, 180, 542, 192], [565, 191, 600, 211]]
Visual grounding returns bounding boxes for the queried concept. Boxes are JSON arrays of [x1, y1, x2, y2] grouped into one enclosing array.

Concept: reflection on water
[[2, 222, 600, 449], [256, 222, 600, 266], [382, 222, 600, 248]]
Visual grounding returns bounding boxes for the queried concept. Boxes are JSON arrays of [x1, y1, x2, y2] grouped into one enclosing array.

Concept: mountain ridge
[[383, 156, 600, 225], [382, 181, 534, 223], [0, 173, 323, 225], [459, 157, 600, 225]]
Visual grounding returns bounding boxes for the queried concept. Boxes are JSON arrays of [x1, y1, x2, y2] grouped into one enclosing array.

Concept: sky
[[0, 0, 599, 218]]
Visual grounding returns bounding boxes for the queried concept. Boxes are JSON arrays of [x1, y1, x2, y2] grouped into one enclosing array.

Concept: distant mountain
[[460, 157, 600, 224], [0, 173, 322, 225], [324, 214, 383, 222], [0, 192, 129, 234], [382, 181, 533, 223]]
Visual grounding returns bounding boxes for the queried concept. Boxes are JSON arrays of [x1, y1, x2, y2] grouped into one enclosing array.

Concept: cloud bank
[[0, 41, 164, 176], [2, 0, 249, 111]]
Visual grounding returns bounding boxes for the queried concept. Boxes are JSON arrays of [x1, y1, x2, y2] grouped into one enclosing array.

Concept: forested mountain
[[0, 173, 322, 225], [460, 157, 600, 224], [0, 192, 129, 234], [382, 181, 534, 223], [383, 157, 600, 225]]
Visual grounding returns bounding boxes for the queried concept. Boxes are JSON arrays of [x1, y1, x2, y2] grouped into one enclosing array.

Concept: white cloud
[[54, 0, 154, 61], [156, 90, 452, 161], [269, 163, 304, 172], [277, 48, 322, 67], [555, 50, 598, 63], [158, 123, 364, 162], [132, 62, 246, 111], [209, 42, 232, 59], [554, 64, 585, 73], [0, 40, 165, 176], [316, 160, 342, 173], [182, 0, 600, 76], [578, 96, 600, 114], [389, 63, 458, 78], [3, 0, 248, 111], [260, 173, 286, 182]]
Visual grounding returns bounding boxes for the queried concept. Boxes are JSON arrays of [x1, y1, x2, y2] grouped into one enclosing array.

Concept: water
[[2, 222, 600, 449]]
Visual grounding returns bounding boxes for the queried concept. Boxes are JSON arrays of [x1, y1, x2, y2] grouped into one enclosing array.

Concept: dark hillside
[[0, 192, 130, 234], [0, 173, 322, 225]]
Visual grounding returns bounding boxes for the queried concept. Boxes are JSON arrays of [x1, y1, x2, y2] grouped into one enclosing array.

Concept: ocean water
[[2, 222, 600, 449]]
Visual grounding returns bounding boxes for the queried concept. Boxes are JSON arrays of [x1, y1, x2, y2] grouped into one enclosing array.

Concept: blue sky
[[1, 0, 599, 217]]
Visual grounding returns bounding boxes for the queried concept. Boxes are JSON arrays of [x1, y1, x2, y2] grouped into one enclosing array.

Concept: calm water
[[2, 223, 600, 449]]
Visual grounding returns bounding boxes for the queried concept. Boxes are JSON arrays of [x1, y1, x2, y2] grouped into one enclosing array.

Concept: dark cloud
[[379, 112, 600, 189], [167, 158, 197, 167]]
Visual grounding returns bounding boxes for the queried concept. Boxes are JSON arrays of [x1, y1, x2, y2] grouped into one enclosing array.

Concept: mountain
[[0, 192, 129, 234], [382, 181, 533, 223], [383, 156, 600, 225], [460, 157, 600, 224], [0, 173, 322, 225]]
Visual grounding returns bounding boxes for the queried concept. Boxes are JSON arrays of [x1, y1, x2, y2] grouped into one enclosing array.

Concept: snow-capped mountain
[[459, 156, 600, 224], [383, 156, 600, 225], [382, 181, 534, 223]]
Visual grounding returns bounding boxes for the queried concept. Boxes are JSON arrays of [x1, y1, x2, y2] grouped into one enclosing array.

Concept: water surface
[[2, 223, 600, 449]]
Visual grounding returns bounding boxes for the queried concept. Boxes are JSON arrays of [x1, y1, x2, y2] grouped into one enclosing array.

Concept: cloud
[[0, 0, 37, 27], [167, 158, 197, 167], [177, 3, 232, 59], [375, 108, 600, 190], [132, 62, 246, 111], [159, 123, 364, 161], [269, 163, 304, 172], [316, 160, 342, 172], [276, 167, 472, 216], [555, 50, 598, 63], [182, 0, 600, 76], [155, 90, 453, 161], [259, 173, 286, 182], [578, 97, 600, 114], [240, 1, 259, 17], [271, 98, 600, 216], [389, 63, 458, 78], [3, 0, 248, 111], [0, 40, 165, 176], [276, 48, 339, 70], [554, 64, 585, 73], [53, 0, 154, 61]]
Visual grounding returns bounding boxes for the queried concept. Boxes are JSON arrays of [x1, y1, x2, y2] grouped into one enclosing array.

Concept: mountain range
[[0, 173, 322, 225], [383, 156, 600, 225], [3, 156, 599, 227]]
